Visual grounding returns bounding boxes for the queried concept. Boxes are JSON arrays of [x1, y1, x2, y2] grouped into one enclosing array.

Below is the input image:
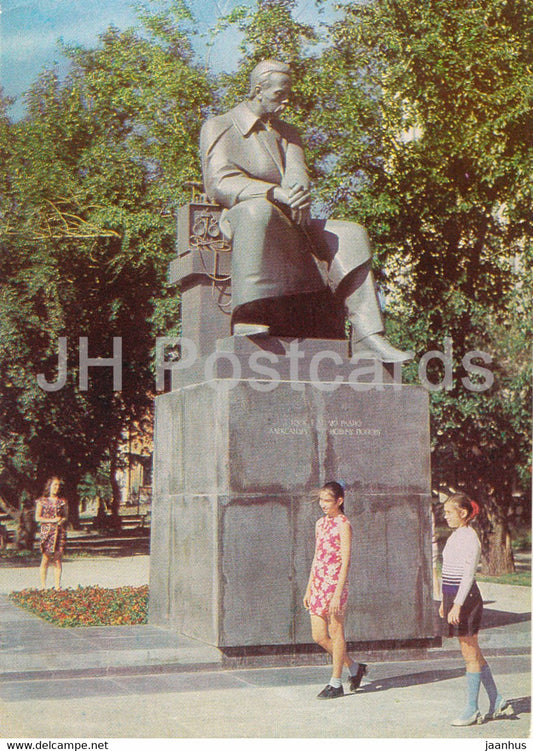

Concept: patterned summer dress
[[38, 496, 67, 558], [308, 514, 352, 618]]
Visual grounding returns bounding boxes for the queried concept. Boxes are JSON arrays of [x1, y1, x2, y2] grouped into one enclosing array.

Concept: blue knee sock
[[480, 664, 501, 714], [460, 671, 481, 720]]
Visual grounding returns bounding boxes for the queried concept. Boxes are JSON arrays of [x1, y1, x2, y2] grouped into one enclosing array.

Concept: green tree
[[313, 0, 532, 572], [0, 7, 213, 525], [218, 0, 319, 107]]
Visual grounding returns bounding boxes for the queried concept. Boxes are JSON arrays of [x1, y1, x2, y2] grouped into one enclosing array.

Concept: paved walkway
[[0, 557, 530, 739]]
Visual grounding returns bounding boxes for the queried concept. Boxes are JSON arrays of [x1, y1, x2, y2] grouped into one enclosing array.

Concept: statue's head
[[248, 60, 292, 118], [249, 60, 291, 94]]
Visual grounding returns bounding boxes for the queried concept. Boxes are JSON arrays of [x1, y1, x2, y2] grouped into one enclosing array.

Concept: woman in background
[[35, 476, 68, 590]]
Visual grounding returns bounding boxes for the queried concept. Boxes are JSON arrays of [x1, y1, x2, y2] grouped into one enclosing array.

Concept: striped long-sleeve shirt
[[441, 525, 481, 606]]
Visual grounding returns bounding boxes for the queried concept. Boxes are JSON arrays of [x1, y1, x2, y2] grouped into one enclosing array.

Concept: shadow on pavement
[[482, 609, 531, 629], [1, 670, 530, 710], [358, 667, 464, 692], [481, 696, 531, 723], [512, 696, 531, 714], [0, 665, 468, 703]]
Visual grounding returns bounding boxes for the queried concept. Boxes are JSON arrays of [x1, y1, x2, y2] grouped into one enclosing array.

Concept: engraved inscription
[[268, 418, 311, 435], [267, 417, 382, 437]]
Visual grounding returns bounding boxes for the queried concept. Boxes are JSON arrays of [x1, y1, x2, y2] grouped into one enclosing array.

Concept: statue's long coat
[[200, 101, 373, 315]]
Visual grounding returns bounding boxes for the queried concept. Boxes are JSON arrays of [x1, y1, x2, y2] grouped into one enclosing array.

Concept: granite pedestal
[[149, 336, 435, 649]]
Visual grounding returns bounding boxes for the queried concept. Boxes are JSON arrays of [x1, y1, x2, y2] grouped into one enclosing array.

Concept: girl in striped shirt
[[440, 493, 512, 725]]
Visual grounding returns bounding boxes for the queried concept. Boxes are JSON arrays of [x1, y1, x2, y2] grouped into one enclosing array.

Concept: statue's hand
[[287, 183, 311, 210], [271, 186, 311, 226], [272, 184, 311, 211]]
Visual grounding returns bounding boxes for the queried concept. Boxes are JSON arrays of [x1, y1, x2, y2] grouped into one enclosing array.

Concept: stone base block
[[149, 366, 434, 649]]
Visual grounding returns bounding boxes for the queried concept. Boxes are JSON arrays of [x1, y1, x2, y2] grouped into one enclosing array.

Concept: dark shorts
[[442, 582, 483, 637]]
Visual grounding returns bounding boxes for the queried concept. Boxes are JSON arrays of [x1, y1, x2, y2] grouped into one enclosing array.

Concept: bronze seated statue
[[180, 60, 411, 363]]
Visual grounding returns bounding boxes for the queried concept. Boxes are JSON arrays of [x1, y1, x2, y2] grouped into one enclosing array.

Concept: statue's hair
[[249, 59, 291, 97]]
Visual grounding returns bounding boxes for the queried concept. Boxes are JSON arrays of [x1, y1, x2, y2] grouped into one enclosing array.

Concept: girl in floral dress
[[35, 476, 68, 589], [303, 481, 367, 699]]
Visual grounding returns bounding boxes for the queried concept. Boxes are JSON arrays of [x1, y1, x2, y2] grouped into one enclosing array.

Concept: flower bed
[[9, 585, 148, 627]]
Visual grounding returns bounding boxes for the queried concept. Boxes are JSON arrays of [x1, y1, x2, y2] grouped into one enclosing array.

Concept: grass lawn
[[477, 570, 531, 587], [0, 549, 39, 561], [434, 562, 530, 587], [9, 585, 148, 627]]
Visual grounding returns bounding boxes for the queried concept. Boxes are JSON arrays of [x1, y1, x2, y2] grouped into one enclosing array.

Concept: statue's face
[[256, 72, 291, 117]]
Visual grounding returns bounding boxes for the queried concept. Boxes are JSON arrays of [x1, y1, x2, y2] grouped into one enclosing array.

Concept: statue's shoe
[[352, 334, 413, 363], [233, 323, 270, 337]]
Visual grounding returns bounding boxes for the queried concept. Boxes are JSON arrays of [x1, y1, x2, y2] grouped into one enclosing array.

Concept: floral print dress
[[308, 514, 351, 618], [38, 497, 67, 558]]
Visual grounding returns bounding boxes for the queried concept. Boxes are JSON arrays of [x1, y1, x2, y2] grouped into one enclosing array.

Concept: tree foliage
[[0, 5, 213, 523], [311, 0, 532, 571]]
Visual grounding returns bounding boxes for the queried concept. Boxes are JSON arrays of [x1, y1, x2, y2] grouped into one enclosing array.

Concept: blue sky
[[0, 0, 335, 119]]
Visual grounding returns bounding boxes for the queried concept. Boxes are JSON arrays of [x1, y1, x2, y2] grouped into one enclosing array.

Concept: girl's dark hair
[[43, 476, 62, 496], [447, 493, 480, 523], [321, 481, 345, 513]]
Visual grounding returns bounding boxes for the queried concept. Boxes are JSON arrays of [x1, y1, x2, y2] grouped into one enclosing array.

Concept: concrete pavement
[[0, 556, 530, 738]]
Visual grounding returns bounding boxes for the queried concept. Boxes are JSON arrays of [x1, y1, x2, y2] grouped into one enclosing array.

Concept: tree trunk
[[0, 494, 19, 522], [15, 507, 36, 550], [480, 517, 515, 575], [109, 449, 122, 532], [63, 475, 81, 530]]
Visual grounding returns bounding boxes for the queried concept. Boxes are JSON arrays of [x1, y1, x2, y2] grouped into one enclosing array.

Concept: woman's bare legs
[[53, 558, 62, 590], [329, 613, 348, 680], [39, 554, 50, 589], [459, 634, 486, 672], [311, 614, 354, 676]]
